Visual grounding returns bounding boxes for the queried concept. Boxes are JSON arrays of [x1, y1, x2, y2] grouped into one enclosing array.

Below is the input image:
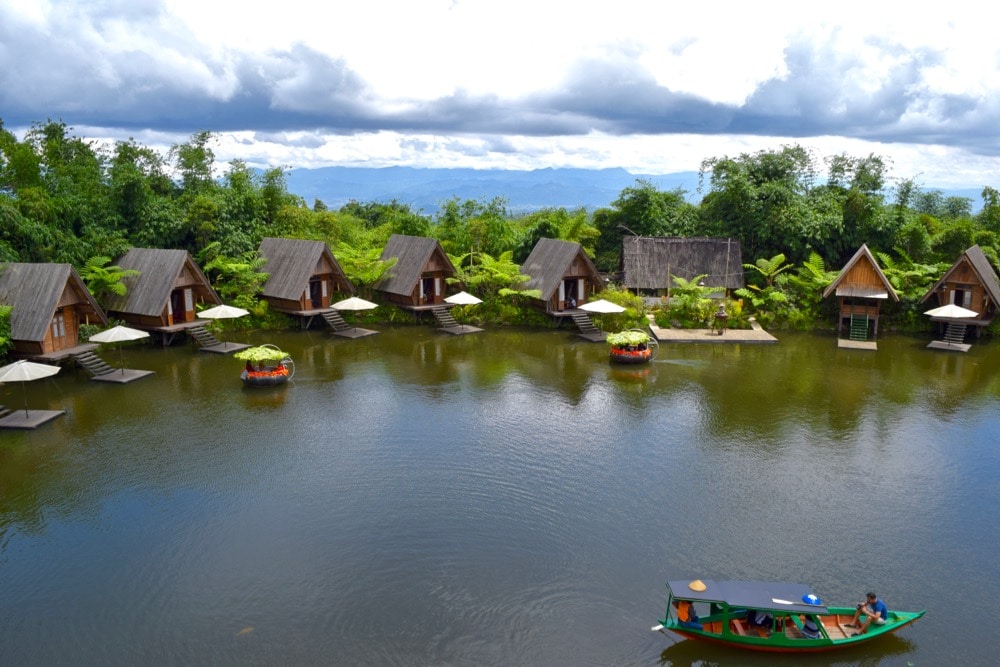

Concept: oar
[[651, 624, 664, 631], [772, 598, 796, 605]]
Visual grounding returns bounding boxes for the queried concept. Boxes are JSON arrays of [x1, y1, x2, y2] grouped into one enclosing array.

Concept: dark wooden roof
[[375, 234, 456, 296], [521, 238, 602, 300], [258, 237, 354, 300], [920, 244, 1000, 304], [620, 236, 744, 289], [0, 263, 108, 341], [103, 248, 220, 316], [822, 244, 899, 301]]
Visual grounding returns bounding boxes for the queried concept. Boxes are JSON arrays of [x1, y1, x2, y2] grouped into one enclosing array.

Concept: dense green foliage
[[3, 119, 999, 335]]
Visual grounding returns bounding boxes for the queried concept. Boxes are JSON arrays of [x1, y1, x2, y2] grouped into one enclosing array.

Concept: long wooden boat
[[653, 579, 924, 653]]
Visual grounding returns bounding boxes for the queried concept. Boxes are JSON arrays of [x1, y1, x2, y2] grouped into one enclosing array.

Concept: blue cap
[[803, 594, 821, 605]]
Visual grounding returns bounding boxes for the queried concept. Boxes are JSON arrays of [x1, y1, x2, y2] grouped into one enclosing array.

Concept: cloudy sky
[[3, 0, 1000, 189]]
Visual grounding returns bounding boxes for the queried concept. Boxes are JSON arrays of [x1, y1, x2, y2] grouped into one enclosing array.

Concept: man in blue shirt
[[850, 591, 888, 633]]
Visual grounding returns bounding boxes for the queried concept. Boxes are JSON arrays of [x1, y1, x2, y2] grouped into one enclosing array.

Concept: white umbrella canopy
[[332, 296, 378, 311], [0, 359, 61, 417], [444, 291, 483, 306], [198, 304, 250, 319], [925, 304, 978, 319], [89, 325, 150, 344], [578, 299, 626, 314], [90, 325, 150, 374]]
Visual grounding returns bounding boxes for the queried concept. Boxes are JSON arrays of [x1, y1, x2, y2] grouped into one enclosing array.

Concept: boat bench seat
[[730, 619, 748, 636]]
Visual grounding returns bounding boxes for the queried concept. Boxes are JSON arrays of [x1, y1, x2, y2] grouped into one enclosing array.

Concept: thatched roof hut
[[375, 235, 456, 308], [0, 263, 108, 357], [258, 238, 354, 314], [620, 237, 743, 293], [521, 238, 603, 312], [104, 248, 220, 330]]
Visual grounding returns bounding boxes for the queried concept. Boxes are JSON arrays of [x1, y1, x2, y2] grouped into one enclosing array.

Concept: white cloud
[[3, 1, 1000, 189]]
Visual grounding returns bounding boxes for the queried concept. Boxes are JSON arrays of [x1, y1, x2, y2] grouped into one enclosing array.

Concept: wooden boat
[[236, 344, 295, 387], [607, 329, 658, 364], [652, 579, 924, 653]]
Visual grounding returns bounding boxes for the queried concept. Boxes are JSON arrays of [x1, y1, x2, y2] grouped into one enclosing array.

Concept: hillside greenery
[[3, 119, 999, 337]]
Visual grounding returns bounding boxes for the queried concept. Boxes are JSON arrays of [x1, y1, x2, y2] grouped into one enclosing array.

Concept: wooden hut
[[103, 248, 221, 344], [822, 244, 898, 348], [258, 238, 355, 326], [0, 263, 108, 359], [374, 235, 457, 309], [521, 238, 604, 313], [620, 236, 744, 298], [920, 244, 1000, 342]]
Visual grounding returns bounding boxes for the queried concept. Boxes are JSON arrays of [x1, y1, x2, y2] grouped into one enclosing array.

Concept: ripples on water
[[1, 330, 998, 665]]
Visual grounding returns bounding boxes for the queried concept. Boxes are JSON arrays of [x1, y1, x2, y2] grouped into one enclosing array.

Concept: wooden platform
[[927, 340, 971, 352], [0, 409, 65, 430], [577, 331, 607, 342], [91, 369, 156, 384], [838, 339, 878, 351], [332, 327, 379, 339], [198, 342, 252, 354], [649, 317, 777, 344], [440, 324, 484, 336]]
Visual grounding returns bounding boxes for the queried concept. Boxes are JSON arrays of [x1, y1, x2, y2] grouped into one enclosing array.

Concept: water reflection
[[1, 328, 998, 665]]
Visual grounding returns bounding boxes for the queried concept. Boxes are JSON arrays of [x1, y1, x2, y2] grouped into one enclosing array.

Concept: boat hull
[[241, 369, 290, 387], [660, 607, 924, 653], [609, 346, 651, 364]]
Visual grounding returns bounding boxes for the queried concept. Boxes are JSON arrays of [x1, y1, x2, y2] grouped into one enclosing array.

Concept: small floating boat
[[607, 329, 657, 364], [652, 579, 924, 653], [235, 344, 295, 387]]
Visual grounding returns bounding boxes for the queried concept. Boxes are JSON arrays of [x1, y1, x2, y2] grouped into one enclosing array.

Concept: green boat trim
[[654, 579, 925, 653]]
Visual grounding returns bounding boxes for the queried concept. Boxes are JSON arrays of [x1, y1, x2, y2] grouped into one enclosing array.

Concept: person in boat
[[850, 592, 888, 632], [673, 599, 703, 630], [746, 609, 773, 634], [245, 360, 255, 374]]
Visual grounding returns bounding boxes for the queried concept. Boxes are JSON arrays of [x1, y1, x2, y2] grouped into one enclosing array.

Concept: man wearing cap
[[850, 592, 888, 633]]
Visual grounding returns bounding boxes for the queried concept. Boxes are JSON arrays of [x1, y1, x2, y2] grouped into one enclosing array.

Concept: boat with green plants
[[652, 579, 924, 653], [235, 344, 295, 387], [607, 329, 658, 364]]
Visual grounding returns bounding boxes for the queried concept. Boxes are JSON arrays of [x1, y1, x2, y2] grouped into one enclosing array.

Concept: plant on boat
[[234, 346, 289, 362], [607, 330, 650, 347]]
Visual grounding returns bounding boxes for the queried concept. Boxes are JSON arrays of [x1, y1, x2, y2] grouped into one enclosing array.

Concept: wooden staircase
[[849, 314, 869, 341], [943, 322, 967, 345], [0, 404, 12, 419], [571, 312, 601, 336], [73, 351, 116, 377], [432, 305, 459, 328], [321, 310, 353, 333], [189, 324, 222, 348]]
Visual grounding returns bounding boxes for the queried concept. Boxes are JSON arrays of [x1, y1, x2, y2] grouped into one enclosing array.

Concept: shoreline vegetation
[[3, 122, 1000, 359]]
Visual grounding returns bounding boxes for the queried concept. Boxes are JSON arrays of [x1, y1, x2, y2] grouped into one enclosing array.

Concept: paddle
[[651, 624, 664, 631], [772, 598, 795, 605]]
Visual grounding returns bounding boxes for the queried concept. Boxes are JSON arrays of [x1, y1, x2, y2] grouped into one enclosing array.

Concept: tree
[[80, 256, 140, 304]]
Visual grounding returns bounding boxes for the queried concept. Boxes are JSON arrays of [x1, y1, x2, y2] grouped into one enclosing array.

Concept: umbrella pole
[[21, 382, 29, 418]]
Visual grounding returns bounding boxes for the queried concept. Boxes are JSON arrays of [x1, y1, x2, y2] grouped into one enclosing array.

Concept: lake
[[1, 328, 998, 666]]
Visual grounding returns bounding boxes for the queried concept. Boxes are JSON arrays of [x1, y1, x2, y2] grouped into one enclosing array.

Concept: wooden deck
[[0, 409, 65, 430], [649, 317, 778, 344]]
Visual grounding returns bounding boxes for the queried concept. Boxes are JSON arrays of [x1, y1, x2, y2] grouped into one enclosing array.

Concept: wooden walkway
[[649, 317, 778, 344]]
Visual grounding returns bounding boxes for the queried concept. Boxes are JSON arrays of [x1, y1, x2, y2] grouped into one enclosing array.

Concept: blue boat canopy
[[666, 579, 830, 615]]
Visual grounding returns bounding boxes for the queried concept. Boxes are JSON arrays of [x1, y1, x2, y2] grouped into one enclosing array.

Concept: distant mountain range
[[284, 166, 983, 215]]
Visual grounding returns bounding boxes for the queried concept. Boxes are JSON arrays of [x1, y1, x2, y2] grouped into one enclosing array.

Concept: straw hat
[[688, 579, 707, 592]]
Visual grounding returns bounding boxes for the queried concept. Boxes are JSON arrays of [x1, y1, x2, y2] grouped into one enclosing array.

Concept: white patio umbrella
[[578, 299, 626, 314], [332, 297, 378, 332], [198, 304, 250, 348], [444, 291, 483, 331], [924, 304, 978, 319], [90, 325, 150, 375], [444, 291, 483, 306], [198, 304, 250, 319], [0, 359, 61, 417]]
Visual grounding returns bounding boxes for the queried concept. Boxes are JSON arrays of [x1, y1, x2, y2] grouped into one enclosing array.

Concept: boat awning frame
[[666, 579, 830, 615]]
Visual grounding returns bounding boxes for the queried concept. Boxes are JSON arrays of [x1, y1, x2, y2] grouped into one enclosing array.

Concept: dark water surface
[[1, 328, 998, 666]]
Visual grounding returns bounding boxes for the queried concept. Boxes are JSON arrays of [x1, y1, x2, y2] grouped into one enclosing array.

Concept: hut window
[[51, 312, 66, 339]]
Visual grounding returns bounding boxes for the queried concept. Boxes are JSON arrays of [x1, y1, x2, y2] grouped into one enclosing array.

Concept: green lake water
[[1, 328, 998, 666]]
